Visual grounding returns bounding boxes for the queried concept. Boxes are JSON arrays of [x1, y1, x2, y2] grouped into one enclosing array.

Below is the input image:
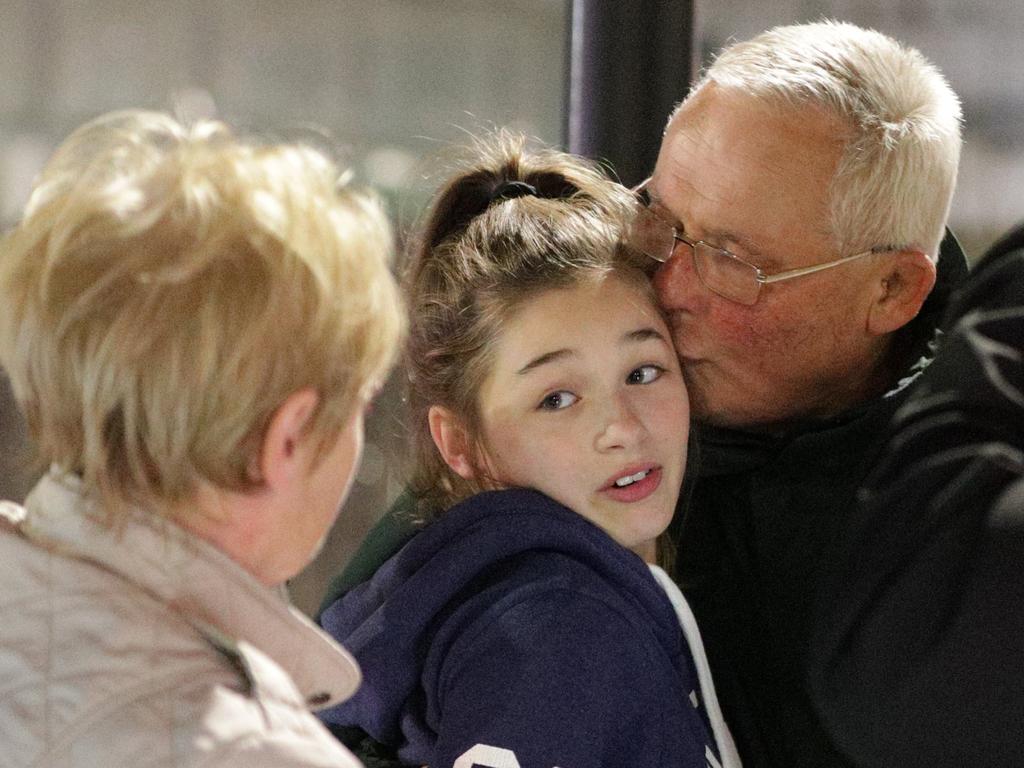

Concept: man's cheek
[[707, 308, 762, 352]]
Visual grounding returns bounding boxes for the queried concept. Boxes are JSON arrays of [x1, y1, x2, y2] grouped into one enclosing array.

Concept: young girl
[[319, 137, 739, 768]]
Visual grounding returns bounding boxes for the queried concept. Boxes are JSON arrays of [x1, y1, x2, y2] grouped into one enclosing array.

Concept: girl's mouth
[[602, 466, 662, 503]]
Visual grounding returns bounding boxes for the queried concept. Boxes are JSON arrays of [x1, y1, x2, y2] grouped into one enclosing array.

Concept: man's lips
[[600, 465, 662, 503]]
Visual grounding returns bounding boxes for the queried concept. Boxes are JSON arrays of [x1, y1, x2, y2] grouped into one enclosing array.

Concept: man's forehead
[[666, 88, 715, 133], [659, 98, 748, 179], [651, 89, 843, 258], [659, 94, 841, 191], [652, 116, 751, 218]]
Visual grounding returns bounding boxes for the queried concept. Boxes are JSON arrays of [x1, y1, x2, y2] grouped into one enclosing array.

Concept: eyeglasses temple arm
[[756, 247, 888, 285]]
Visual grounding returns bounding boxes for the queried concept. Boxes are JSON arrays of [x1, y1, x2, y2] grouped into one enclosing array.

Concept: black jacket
[[319, 231, 969, 768], [673, 232, 968, 768], [808, 223, 1024, 768]]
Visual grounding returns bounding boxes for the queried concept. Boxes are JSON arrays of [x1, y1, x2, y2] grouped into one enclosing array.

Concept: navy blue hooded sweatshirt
[[318, 488, 721, 768]]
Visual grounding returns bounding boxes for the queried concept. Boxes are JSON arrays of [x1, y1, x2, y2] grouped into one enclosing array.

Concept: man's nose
[[653, 242, 705, 312], [595, 394, 646, 452]]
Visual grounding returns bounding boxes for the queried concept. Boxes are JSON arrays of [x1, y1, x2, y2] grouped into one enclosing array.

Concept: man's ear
[[257, 388, 320, 489], [428, 405, 477, 480], [867, 249, 937, 336]]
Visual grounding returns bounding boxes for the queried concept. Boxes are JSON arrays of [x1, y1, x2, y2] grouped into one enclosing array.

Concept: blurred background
[[0, 0, 1020, 615]]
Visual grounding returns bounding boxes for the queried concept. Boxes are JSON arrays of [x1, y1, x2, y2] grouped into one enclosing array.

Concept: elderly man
[[633, 21, 963, 768], [323, 21, 966, 768]]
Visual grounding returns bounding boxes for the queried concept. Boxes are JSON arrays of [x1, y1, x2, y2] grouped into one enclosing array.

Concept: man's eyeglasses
[[628, 179, 890, 306]]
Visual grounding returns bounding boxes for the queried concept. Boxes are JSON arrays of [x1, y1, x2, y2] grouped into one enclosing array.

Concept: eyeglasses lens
[[630, 195, 762, 306], [692, 243, 760, 305], [629, 205, 676, 263]]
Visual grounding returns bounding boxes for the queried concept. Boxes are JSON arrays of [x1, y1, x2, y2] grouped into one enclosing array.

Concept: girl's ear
[[428, 405, 477, 479]]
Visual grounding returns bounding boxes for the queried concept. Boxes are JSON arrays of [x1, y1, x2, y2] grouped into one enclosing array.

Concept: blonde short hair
[[0, 110, 403, 520], [685, 20, 962, 259]]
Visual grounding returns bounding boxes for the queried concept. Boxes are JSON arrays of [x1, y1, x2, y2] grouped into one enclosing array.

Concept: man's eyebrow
[[516, 348, 575, 375], [705, 226, 766, 257], [645, 185, 676, 221], [649, 183, 766, 256], [646, 184, 695, 235]]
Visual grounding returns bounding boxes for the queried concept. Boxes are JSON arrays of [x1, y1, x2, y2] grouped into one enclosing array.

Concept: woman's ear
[[867, 249, 937, 336], [257, 388, 320, 489], [428, 405, 477, 480]]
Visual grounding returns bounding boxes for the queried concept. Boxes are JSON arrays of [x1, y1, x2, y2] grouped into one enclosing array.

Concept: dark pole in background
[[565, 0, 698, 187]]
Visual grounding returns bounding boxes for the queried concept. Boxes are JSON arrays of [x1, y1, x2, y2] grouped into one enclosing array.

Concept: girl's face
[[475, 274, 689, 560]]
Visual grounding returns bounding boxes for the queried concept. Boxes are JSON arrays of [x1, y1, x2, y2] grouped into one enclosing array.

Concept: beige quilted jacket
[[0, 472, 363, 768]]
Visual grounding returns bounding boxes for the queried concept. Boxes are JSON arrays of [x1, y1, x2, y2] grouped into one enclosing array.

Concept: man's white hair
[[683, 20, 962, 260]]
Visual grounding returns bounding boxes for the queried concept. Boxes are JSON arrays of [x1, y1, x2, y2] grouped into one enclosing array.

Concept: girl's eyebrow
[[516, 348, 575, 375], [517, 328, 669, 375], [516, 325, 667, 374]]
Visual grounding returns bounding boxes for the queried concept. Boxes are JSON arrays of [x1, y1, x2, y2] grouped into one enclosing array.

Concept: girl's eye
[[628, 364, 664, 385], [538, 390, 579, 411]]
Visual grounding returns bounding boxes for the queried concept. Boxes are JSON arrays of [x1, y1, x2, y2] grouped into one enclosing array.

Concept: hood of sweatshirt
[[317, 488, 687, 755]]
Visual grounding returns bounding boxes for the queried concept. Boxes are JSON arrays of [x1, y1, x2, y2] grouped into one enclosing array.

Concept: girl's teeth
[[614, 469, 650, 488]]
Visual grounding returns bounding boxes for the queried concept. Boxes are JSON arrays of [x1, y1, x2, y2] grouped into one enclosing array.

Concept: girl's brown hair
[[404, 133, 651, 518]]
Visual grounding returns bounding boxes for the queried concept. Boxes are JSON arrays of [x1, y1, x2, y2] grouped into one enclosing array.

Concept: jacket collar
[[16, 470, 360, 709]]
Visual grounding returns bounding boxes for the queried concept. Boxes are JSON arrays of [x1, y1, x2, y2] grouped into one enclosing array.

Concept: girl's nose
[[594, 395, 646, 452]]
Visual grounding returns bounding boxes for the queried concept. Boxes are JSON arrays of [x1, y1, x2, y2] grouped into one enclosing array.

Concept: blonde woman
[[0, 110, 402, 767]]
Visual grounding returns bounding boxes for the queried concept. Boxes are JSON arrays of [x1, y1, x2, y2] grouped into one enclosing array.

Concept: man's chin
[[683, 365, 775, 428], [680, 367, 723, 423], [685, 381, 727, 426], [688, 383, 762, 430], [692, 390, 823, 432]]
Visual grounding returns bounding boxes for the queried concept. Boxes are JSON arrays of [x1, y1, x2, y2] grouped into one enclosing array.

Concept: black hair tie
[[490, 180, 537, 203]]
